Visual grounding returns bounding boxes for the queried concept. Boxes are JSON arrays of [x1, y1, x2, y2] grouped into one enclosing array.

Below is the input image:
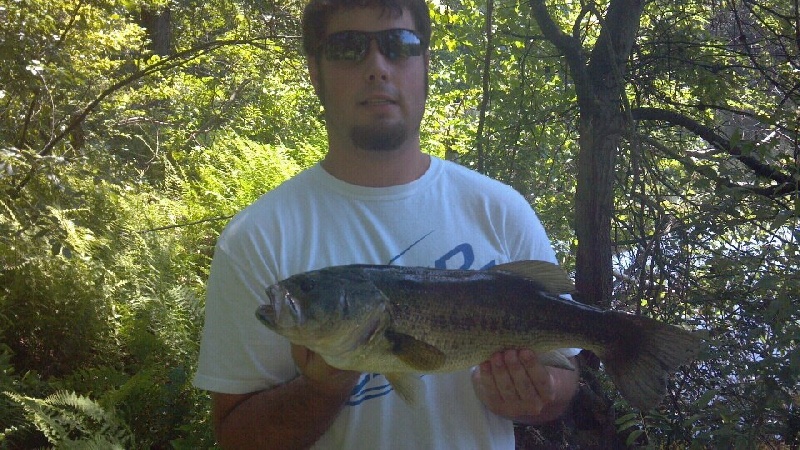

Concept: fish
[[256, 260, 704, 410]]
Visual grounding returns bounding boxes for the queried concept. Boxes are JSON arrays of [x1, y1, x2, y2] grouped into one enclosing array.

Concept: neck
[[321, 140, 431, 187]]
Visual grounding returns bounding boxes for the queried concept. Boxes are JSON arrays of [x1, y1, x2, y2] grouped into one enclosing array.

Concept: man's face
[[309, 7, 429, 152]]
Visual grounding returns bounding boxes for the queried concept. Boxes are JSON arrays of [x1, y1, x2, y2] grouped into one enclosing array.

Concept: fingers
[[518, 350, 556, 404], [291, 344, 360, 396], [291, 344, 340, 381], [473, 359, 503, 405], [291, 344, 324, 378], [474, 349, 556, 416]]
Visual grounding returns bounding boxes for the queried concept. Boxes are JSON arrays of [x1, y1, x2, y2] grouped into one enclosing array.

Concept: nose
[[363, 39, 389, 82]]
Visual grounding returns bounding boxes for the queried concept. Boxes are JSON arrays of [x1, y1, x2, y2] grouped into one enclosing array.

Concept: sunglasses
[[320, 29, 425, 62]]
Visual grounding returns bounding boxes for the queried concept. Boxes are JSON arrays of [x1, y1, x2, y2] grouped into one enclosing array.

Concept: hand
[[472, 349, 559, 421], [291, 344, 361, 397]]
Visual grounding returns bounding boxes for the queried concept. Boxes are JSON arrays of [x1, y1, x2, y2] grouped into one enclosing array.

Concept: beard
[[313, 61, 428, 152], [349, 122, 408, 152]]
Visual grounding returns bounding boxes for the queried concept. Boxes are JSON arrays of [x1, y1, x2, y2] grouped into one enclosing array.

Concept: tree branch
[[587, 0, 644, 80], [475, 0, 494, 173], [529, 0, 594, 106], [9, 35, 298, 198], [632, 106, 799, 197], [137, 214, 234, 233]]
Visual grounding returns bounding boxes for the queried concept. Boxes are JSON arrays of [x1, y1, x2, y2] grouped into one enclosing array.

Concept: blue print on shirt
[[435, 243, 473, 269], [346, 373, 393, 406], [346, 237, 496, 406], [435, 243, 496, 270]]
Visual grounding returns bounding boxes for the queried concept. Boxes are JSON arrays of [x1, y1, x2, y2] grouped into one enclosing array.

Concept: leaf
[[696, 389, 718, 407], [626, 429, 646, 446], [770, 210, 792, 230], [4, 390, 134, 447], [615, 412, 641, 432]]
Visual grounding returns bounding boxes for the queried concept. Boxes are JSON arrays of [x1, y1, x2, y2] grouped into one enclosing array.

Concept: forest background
[[1, 0, 798, 447]]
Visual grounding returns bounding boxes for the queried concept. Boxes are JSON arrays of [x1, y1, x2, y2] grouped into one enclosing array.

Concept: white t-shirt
[[194, 156, 565, 449]]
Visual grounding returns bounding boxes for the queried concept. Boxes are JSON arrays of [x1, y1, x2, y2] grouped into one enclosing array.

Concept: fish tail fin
[[599, 313, 704, 410]]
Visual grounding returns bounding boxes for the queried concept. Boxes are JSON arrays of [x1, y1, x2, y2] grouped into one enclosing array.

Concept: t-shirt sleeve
[[500, 187, 559, 265], [193, 241, 296, 394], [500, 187, 581, 357]]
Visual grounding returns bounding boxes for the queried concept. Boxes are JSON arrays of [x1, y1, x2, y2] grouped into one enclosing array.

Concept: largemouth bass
[[256, 260, 703, 410]]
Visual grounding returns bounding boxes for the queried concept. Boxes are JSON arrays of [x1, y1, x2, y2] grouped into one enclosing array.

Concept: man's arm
[[472, 349, 579, 425], [212, 345, 361, 450]]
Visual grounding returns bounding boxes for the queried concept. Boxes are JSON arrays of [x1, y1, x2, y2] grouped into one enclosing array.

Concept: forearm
[[213, 373, 359, 450]]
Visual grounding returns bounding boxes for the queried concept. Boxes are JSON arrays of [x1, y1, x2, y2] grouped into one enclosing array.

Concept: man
[[193, 0, 579, 447]]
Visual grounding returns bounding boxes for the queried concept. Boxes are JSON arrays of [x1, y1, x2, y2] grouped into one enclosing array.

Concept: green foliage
[[3, 391, 134, 449], [1, 0, 798, 447], [182, 132, 308, 216]]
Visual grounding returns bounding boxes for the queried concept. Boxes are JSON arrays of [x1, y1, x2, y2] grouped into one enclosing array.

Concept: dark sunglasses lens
[[379, 30, 423, 60], [324, 32, 369, 61], [323, 30, 423, 61]]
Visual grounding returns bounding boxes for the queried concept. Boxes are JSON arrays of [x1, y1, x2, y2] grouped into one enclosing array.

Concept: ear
[[423, 50, 431, 98], [307, 56, 321, 97]]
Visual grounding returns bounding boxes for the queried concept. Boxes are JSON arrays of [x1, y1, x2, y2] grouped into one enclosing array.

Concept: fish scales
[[371, 269, 601, 369], [256, 260, 704, 410]]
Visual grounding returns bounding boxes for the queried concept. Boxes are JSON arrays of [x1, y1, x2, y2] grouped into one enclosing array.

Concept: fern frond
[[4, 390, 134, 448], [45, 391, 110, 423]]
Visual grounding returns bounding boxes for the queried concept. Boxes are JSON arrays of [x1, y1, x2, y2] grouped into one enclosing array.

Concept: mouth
[[359, 95, 397, 107], [258, 284, 304, 329], [255, 303, 277, 326]]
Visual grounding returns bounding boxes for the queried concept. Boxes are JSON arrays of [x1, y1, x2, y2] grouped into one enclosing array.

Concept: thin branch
[[9, 35, 298, 198], [636, 127, 798, 200], [137, 214, 234, 233], [632, 107, 797, 190], [475, 0, 494, 174]]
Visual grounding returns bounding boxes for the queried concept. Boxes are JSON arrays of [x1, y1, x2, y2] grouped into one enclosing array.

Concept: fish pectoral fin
[[491, 260, 575, 294], [385, 373, 422, 405], [537, 350, 576, 371], [384, 329, 446, 371]]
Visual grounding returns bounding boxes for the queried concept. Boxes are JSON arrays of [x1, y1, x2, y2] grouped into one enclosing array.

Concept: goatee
[[350, 123, 407, 152]]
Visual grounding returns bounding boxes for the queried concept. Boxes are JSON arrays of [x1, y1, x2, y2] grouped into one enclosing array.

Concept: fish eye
[[288, 296, 301, 315]]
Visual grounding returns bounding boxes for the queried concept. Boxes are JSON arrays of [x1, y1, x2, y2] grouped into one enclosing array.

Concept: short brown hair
[[301, 0, 432, 58]]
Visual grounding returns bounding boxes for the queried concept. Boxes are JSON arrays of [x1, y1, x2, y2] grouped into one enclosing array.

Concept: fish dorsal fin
[[384, 329, 446, 371], [490, 260, 575, 294]]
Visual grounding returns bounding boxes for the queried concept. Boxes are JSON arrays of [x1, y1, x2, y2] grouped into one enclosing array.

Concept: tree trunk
[[141, 8, 172, 57], [522, 1, 646, 446], [574, 107, 619, 307], [530, 0, 644, 307]]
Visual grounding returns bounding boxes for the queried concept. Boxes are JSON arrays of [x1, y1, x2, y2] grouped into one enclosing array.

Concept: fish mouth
[[258, 284, 304, 329], [255, 303, 277, 327]]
